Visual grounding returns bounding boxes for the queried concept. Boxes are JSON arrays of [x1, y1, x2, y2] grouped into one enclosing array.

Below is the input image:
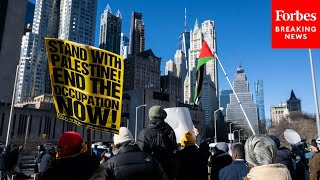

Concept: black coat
[[41, 153, 100, 180], [176, 145, 208, 180], [210, 152, 232, 180], [105, 144, 168, 180], [219, 160, 250, 180], [137, 119, 177, 179]]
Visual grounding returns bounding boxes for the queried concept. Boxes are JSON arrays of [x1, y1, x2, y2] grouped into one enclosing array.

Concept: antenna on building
[[184, 8, 187, 32]]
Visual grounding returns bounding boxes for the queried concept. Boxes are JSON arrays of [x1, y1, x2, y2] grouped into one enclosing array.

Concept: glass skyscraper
[[219, 90, 233, 116], [178, 31, 190, 70], [255, 80, 266, 123], [129, 12, 144, 56], [226, 65, 259, 139]]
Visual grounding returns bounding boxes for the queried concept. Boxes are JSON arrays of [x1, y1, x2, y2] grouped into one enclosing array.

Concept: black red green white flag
[[194, 40, 215, 104]]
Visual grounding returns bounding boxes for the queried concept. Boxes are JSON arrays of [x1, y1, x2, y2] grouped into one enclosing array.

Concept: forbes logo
[[275, 10, 317, 21]]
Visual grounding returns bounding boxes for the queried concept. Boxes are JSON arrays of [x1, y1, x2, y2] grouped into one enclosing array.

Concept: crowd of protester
[[2, 105, 320, 180]]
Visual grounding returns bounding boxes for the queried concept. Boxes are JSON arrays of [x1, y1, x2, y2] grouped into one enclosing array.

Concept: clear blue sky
[[30, 0, 320, 119]]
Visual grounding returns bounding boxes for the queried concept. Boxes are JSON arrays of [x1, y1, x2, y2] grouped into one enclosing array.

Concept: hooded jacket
[[276, 147, 293, 174], [41, 153, 104, 180], [244, 163, 292, 180], [310, 152, 320, 180]]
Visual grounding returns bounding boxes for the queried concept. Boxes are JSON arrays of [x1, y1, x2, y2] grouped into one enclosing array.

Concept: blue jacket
[[219, 160, 250, 180]]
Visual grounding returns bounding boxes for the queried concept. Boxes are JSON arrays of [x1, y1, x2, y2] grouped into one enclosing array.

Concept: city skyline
[[28, 0, 320, 119]]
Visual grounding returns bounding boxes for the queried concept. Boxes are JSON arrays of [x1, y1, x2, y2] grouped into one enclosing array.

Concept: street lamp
[[229, 122, 233, 144], [233, 130, 239, 143], [238, 129, 243, 143], [135, 104, 147, 142]]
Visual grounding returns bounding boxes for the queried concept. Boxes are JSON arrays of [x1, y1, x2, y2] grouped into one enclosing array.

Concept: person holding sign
[[137, 105, 177, 180]]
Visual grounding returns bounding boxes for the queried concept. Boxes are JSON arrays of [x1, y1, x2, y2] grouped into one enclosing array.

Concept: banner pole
[[308, 49, 320, 138], [87, 128, 92, 155]]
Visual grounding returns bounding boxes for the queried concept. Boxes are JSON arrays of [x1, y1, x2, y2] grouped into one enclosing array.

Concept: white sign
[[164, 107, 194, 144], [228, 133, 234, 140]]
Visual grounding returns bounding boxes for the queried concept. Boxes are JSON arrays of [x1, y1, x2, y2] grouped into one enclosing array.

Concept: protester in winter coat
[[39, 146, 56, 178], [35, 145, 46, 173], [175, 131, 207, 180], [269, 135, 294, 176], [244, 134, 292, 180], [210, 142, 232, 180], [105, 127, 168, 180], [0, 146, 11, 179], [41, 131, 105, 180], [219, 143, 249, 180], [137, 105, 177, 180], [309, 138, 320, 180]]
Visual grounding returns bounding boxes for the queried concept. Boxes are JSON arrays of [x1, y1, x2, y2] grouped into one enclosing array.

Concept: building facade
[[219, 90, 233, 116], [0, 0, 27, 103], [160, 75, 181, 101], [255, 80, 266, 122], [124, 50, 161, 91], [129, 12, 145, 56], [226, 65, 259, 139], [24, 1, 35, 33], [165, 59, 177, 76], [120, 33, 129, 58], [287, 90, 301, 112], [59, 0, 97, 46], [99, 4, 122, 54], [178, 32, 190, 68], [270, 103, 288, 125]]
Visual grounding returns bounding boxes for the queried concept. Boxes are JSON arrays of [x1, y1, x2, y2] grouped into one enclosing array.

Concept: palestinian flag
[[194, 40, 215, 104]]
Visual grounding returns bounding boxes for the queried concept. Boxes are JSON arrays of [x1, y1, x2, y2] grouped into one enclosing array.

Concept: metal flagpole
[[308, 49, 320, 138], [203, 33, 255, 135]]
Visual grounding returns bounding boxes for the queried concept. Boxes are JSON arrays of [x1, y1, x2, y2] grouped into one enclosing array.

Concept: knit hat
[[56, 131, 87, 159], [148, 106, 167, 120], [180, 130, 195, 147], [113, 127, 134, 146], [216, 142, 229, 153], [245, 134, 277, 167], [269, 135, 281, 148]]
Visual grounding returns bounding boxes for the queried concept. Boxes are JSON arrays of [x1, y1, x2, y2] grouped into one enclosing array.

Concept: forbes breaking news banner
[[45, 38, 124, 134], [272, 0, 320, 48]]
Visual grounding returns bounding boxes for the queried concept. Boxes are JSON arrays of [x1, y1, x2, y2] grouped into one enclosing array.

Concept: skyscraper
[[24, 1, 35, 33], [99, 4, 122, 54], [219, 90, 233, 116], [120, 33, 129, 59], [0, 0, 27, 103], [165, 59, 177, 76], [129, 12, 145, 56], [255, 80, 266, 122], [59, 0, 97, 46], [178, 32, 190, 69], [174, 50, 187, 79], [287, 90, 301, 112], [226, 65, 259, 139], [15, 0, 61, 104]]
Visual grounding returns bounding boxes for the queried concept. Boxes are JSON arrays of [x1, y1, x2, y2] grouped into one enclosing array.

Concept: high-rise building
[[270, 103, 288, 125], [287, 90, 301, 112], [226, 65, 259, 139], [219, 90, 233, 116], [255, 80, 265, 123], [174, 50, 187, 79], [24, 1, 35, 33], [165, 59, 177, 76], [120, 33, 129, 59], [129, 12, 145, 56], [59, 0, 97, 46], [124, 50, 161, 91], [160, 75, 181, 100], [178, 32, 190, 68], [0, 0, 27, 103], [99, 4, 122, 54], [15, 0, 61, 104]]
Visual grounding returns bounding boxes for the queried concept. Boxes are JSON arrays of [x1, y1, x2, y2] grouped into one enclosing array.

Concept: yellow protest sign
[[45, 38, 124, 134]]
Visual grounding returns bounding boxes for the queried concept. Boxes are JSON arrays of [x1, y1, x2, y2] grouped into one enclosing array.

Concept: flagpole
[[214, 53, 256, 135], [308, 49, 320, 138]]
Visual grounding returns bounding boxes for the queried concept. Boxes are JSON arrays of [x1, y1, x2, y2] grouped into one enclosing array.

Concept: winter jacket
[[41, 153, 103, 180], [219, 160, 249, 180], [244, 163, 292, 180], [210, 152, 232, 180], [137, 118, 177, 179], [105, 144, 168, 180], [310, 152, 320, 180], [39, 152, 55, 173], [176, 145, 208, 180], [276, 147, 294, 176], [0, 152, 9, 171]]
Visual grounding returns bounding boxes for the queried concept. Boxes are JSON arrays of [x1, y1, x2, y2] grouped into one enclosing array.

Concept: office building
[[287, 90, 301, 112], [120, 33, 129, 58], [219, 90, 233, 116], [160, 75, 181, 100], [255, 80, 266, 122], [129, 12, 145, 55], [165, 59, 177, 76], [270, 103, 288, 125]]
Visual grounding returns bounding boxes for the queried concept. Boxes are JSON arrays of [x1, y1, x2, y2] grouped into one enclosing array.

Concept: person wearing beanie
[[244, 135, 292, 180], [210, 142, 232, 180], [105, 127, 168, 180], [41, 131, 105, 180], [175, 131, 207, 180], [137, 105, 177, 180], [310, 138, 320, 180], [269, 135, 294, 176]]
